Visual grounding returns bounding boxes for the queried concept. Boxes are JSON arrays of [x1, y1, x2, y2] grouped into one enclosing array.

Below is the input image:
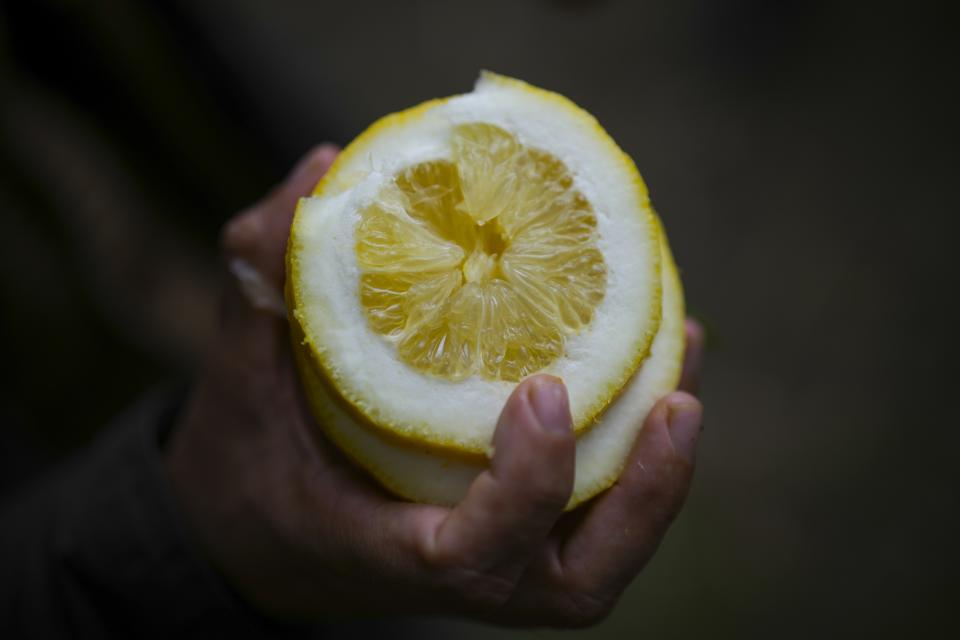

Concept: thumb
[[422, 375, 575, 578]]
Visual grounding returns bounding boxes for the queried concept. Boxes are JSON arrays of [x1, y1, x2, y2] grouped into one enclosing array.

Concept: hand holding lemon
[[167, 74, 704, 626]]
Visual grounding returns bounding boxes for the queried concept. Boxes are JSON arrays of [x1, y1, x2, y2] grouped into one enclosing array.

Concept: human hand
[[166, 145, 705, 627]]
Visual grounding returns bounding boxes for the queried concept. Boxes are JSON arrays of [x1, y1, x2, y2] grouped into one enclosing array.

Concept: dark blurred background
[[1, 0, 957, 637]]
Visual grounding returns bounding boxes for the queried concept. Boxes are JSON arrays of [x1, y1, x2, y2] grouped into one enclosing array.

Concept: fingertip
[[281, 143, 341, 203], [683, 319, 705, 370], [685, 318, 705, 346], [680, 318, 705, 395], [315, 143, 341, 167], [662, 391, 702, 464], [526, 375, 571, 436], [665, 389, 700, 408], [290, 143, 340, 181], [489, 375, 574, 500], [220, 209, 263, 256], [630, 392, 701, 470], [494, 375, 570, 449]]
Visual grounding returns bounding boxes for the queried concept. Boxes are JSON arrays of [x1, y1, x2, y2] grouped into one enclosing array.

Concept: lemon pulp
[[356, 123, 607, 382]]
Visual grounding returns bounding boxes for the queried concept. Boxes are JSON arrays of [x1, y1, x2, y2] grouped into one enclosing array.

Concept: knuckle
[[437, 564, 518, 613], [419, 540, 459, 574], [547, 563, 624, 628], [555, 588, 616, 628], [454, 569, 517, 612], [418, 542, 518, 613], [518, 461, 573, 513], [525, 476, 571, 513]]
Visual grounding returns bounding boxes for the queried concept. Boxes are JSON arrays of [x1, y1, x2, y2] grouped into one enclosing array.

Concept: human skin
[[165, 145, 705, 627]]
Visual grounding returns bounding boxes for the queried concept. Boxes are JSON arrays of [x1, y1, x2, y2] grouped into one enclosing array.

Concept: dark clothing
[[0, 391, 299, 638]]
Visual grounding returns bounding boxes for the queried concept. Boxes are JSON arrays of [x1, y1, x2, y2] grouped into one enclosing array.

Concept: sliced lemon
[[293, 220, 684, 508], [288, 72, 665, 457]]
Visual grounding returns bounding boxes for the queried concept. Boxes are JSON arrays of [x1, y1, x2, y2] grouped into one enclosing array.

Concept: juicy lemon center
[[356, 123, 607, 381], [462, 248, 499, 284]]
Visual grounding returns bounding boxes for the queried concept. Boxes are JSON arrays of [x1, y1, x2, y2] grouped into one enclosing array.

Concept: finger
[[221, 144, 339, 286], [553, 392, 701, 601], [405, 375, 575, 583], [217, 144, 338, 356], [679, 318, 705, 395]]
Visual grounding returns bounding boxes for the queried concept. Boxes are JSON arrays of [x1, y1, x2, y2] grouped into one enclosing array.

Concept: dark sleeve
[[0, 389, 313, 639]]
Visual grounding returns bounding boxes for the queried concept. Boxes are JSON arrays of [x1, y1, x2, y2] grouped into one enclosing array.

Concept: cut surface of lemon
[[288, 72, 664, 456], [356, 123, 607, 383], [293, 222, 685, 508]]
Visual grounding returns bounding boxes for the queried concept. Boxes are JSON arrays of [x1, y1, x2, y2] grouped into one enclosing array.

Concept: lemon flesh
[[289, 72, 662, 455], [357, 123, 606, 382]]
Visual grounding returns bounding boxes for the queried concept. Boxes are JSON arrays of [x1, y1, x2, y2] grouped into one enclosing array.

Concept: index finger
[[222, 144, 340, 286]]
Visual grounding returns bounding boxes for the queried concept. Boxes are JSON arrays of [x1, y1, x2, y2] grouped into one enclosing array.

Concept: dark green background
[[1, 1, 956, 636]]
